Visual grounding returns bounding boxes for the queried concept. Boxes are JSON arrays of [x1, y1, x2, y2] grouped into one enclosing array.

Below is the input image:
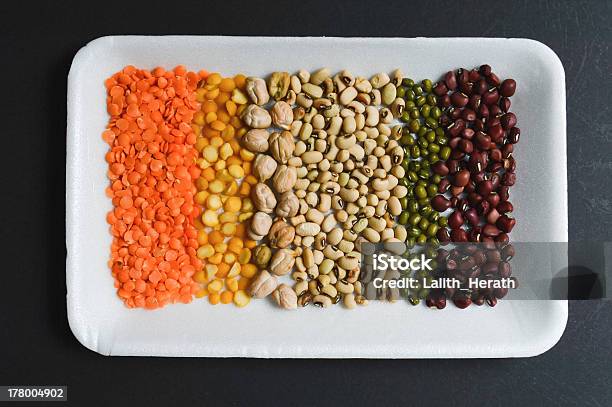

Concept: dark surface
[[1, 0, 611, 406]]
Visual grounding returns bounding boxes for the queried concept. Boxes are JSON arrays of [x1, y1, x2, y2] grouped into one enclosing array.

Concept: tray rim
[[66, 35, 568, 358]]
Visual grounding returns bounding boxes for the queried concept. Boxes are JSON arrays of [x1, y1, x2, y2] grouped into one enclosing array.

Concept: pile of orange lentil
[[103, 65, 204, 309], [103, 66, 258, 309]]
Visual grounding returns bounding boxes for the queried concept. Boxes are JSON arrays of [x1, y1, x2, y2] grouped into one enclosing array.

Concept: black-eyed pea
[[309, 68, 330, 86], [317, 194, 331, 212], [355, 129, 367, 142], [314, 139, 327, 154], [304, 192, 318, 207], [370, 72, 390, 89], [352, 218, 368, 234], [308, 280, 320, 295], [336, 280, 354, 295], [368, 217, 386, 233], [381, 228, 395, 241], [367, 194, 379, 207], [307, 182, 320, 193], [312, 233, 324, 251], [298, 122, 313, 140], [329, 160, 342, 174], [339, 187, 359, 203], [301, 235, 314, 247], [346, 202, 359, 215], [338, 255, 359, 271], [331, 194, 344, 210], [363, 227, 381, 243], [370, 89, 382, 105], [321, 181, 340, 195], [317, 158, 330, 172], [290, 214, 306, 227], [292, 270, 308, 281], [297, 69, 310, 84], [296, 222, 321, 237], [323, 245, 343, 261], [347, 266, 361, 284], [318, 274, 331, 286], [376, 190, 391, 201], [319, 259, 334, 275], [352, 169, 368, 185], [354, 77, 372, 93], [355, 113, 365, 131], [361, 205, 375, 218], [390, 98, 405, 118], [295, 189, 306, 199], [321, 214, 337, 233], [379, 155, 392, 172], [343, 293, 357, 309], [312, 249, 324, 265], [327, 229, 343, 246], [302, 82, 324, 98], [328, 272, 338, 285], [337, 239, 354, 254], [346, 177, 359, 189], [394, 225, 407, 242], [325, 144, 339, 161], [356, 295, 368, 306], [356, 196, 367, 208], [288, 156, 302, 168], [365, 106, 379, 127], [297, 292, 313, 307], [381, 82, 397, 105], [305, 168, 318, 181], [295, 257, 307, 273], [321, 284, 338, 298], [341, 107, 355, 118], [344, 215, 357, 230], [336, 149, 350, 162], [307, 266, 319, 280], [339, 86, 358, 105], [342, 116, 357, 133], [302, 247, 314, 268], [388, 196, 402, 216], [313, 294, 332, 308], [391, 165, 405, 179], [348, 144, 365, 161], [384, 239, 406, 255], [296, 93, 313, 109], [303, 106, 317, 123], [393, 185, 408, 199], [335, 209, 348, 223], [294, 178, 309, 191], [294, 280, 308, 296], [316, 171, 332, 184], [312, 113, 325, 130], [375, 201, 387, 217], [372, 148, 386, 161], [312, 97, 330, 112]]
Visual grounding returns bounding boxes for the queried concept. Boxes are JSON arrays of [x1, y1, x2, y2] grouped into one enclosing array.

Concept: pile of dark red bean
[[426, 65, 520, 309]]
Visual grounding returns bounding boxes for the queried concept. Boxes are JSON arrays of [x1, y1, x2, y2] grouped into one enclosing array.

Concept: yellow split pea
[[191, 72, 257, 306]]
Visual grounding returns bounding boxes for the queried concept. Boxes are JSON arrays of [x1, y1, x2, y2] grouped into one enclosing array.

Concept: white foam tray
[[67, 36, 567, 358]]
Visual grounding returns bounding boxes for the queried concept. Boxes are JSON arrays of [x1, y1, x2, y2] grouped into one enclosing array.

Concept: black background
[[1, 0, 611, 406]]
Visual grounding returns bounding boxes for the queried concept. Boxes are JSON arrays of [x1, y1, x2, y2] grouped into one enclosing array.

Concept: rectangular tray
[[66, 36, 567, 358]]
